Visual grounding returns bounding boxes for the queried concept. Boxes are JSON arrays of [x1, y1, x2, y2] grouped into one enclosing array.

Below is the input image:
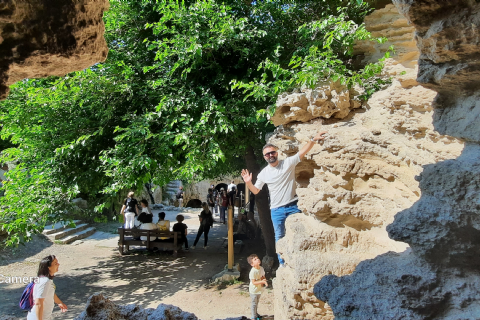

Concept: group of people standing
[[207, 180, 238, 224]]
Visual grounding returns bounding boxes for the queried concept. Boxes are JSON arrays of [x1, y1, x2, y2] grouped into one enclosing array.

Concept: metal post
[[245, 189, 249, 211], [228, 205, 234, 271]]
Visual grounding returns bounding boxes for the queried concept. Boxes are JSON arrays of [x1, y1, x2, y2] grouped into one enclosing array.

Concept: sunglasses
[[264, 151, 277, 157]]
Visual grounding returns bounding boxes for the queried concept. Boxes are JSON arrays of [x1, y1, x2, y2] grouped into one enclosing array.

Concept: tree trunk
[[245, 145, 277, 269]]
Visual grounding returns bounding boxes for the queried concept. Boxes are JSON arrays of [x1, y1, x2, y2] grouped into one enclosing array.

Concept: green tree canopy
[[0, 0, 386, 245]]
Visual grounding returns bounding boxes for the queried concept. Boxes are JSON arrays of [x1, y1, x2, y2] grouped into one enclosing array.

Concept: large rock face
[[314, 1, 480, 319], [271, 4, 466, 319], [0, 0, 109, 99]]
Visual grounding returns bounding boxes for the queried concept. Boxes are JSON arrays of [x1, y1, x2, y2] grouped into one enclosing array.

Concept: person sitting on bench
[[156, 212, 171, 241], [138, 212, 157, 241]]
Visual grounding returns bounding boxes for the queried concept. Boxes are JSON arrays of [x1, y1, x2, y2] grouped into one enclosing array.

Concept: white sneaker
[[190, 246, 195, 249]]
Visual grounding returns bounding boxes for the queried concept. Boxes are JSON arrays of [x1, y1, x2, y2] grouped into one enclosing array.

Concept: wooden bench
[[117, 227, 182, 257]]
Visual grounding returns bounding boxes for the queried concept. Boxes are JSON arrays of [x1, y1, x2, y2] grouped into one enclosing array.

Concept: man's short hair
[[247, 254, 259, 265], [262, 143, 278, 152]]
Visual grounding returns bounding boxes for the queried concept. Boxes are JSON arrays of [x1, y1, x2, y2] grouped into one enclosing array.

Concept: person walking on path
[[219, 188, 229, 224], [176, 186, 184, 207], [247, 254, 268, 320], [121, 191, 139, 229], [214, 187, 221, 214], [207, 188, 215, 216], [241, 131, 327, 266], [191, 202, 214, 249], [27, 255, 67, 320], [173, 214, 189, 250]]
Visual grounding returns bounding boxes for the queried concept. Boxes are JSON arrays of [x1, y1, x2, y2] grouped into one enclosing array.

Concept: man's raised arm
[[241, 169, 261, 195], [298, 131, 327, 159]]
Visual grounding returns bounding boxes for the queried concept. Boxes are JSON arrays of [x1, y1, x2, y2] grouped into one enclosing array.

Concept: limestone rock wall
[[271, 4, 465, 319], [314, 1, 480, 319], [0, 0, 109, 100]]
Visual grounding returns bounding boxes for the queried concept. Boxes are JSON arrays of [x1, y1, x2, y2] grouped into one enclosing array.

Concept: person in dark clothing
[[207, 188, 215, 215], [176, 186, 184, 207], [191, 202, 214, 249], [210, 185, 219, 214], [228, 186, 237, 209], [121, 191, 139, 229], [219, 188, 229, 224], [173, 214, 189, 250]]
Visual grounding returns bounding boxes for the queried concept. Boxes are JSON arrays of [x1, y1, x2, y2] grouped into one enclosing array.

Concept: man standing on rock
[[241, 131, 327, 266]]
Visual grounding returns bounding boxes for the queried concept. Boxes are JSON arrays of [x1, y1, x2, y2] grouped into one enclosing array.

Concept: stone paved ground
[[0, 209, 274, 320]]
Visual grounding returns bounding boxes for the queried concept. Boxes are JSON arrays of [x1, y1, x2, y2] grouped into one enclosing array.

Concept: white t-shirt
[[27, 277, 55, 320], [141, 207, 152, 214], [140, 223, 157, 241], [227, 183, 236, 192], [249, 266, 265, 295], [254, 153, 300, 209]]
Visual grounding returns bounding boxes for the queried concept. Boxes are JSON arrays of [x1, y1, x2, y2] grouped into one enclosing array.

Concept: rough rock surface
[[271, 4, 465, 320], [271, 82, 362, 127], [354, 4, 418, 67], [0, 0, 109, 100], [74, 292, 198, 320], [314, 0, 480, 319]]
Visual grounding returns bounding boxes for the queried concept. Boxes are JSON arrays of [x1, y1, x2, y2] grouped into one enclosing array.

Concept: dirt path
[[0, 209, 274, 320]]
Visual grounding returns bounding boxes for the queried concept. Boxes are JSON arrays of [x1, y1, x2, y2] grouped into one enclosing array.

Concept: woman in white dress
[[27, 255, 67, 320]]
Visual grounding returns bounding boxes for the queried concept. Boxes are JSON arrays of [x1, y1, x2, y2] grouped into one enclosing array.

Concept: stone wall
[[0, 0, 109, 100], [313, 1, 480, 318], [271, 4, 465, 319]]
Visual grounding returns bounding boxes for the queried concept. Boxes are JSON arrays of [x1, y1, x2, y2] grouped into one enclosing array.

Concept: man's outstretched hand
[[313, 130, 328, 142], [241, 169, 252, 183]]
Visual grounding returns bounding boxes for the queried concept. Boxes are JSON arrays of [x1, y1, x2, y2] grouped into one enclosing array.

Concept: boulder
[[74, 292, 198, 320]]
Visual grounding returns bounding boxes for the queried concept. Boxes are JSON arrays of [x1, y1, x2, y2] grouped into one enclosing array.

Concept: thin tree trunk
[[245, 145, 277, 268]]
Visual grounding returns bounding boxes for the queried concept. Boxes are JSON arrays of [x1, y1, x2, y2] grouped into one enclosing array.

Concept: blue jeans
[[271, 201, 300, 265], [220, 206, 227, 223]]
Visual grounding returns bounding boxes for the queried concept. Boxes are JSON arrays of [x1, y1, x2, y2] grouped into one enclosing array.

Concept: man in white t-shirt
[[241, 131, 327, 266], [227, 180, 236, 192]]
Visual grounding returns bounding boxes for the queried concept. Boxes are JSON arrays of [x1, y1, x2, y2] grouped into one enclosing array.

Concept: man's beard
[[266, 156, 277, 163]]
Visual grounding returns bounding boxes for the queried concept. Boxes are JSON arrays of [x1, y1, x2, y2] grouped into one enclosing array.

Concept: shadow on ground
[[0, 221, 270, 319]]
